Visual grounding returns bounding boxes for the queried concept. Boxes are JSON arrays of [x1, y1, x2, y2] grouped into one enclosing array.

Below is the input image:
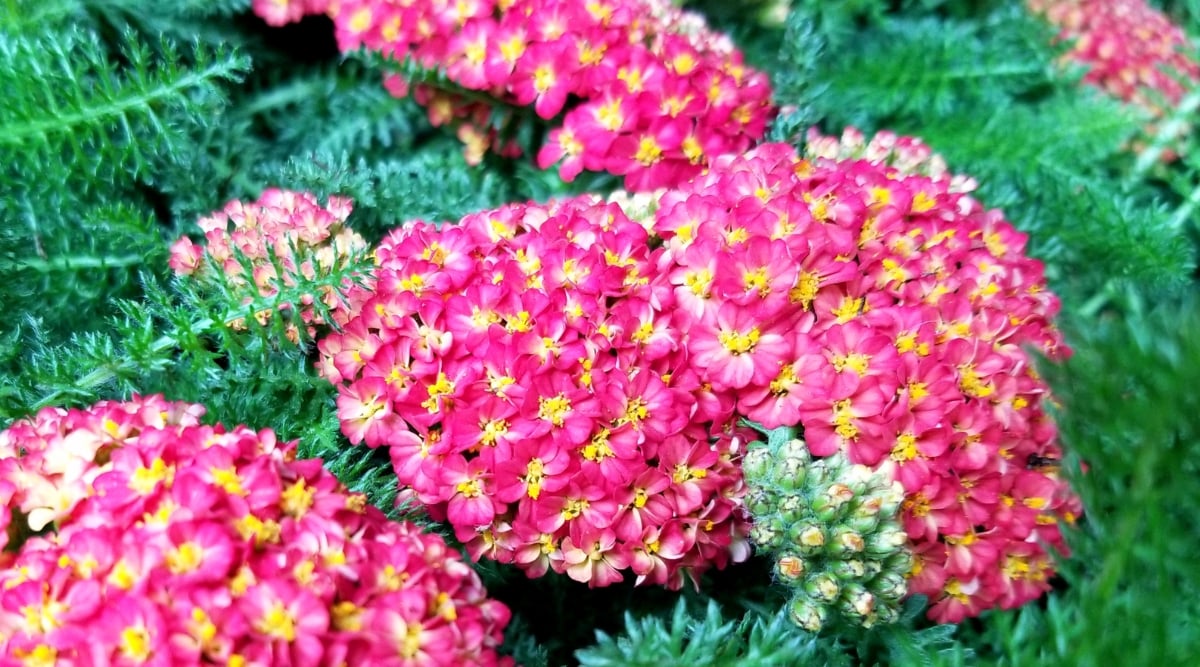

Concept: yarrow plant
[[255, 0, 775, 190], [319, 194, 754, 591], [0, 395, 512, 666], [317, 138, 1079, 621], [169, 188, 370, 341], [1028, 0, 1200, 156]]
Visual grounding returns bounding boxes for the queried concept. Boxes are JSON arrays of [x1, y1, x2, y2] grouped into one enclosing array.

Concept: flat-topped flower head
[[804, 126, 979, 194], [322, 196, 753, 591], [1030, 0, 1199, 112], [256, 0, 774, 190], [1029, 0, 1200, 158], [320, 138, 1075, 620], [252, 0, 334, 27], [319, 139, 1076, 622], [0, 397, 511, 666]]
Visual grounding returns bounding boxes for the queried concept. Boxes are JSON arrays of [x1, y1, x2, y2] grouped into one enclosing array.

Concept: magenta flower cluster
[[0, 396, 511, 666], [318, 140, 1079, 620], [319, 195, 755, 590], [1030, 0, 1199, 113], [255, 0, 774, 191], [1029, 0, 1200, 159], [169, 188, 369, 341]]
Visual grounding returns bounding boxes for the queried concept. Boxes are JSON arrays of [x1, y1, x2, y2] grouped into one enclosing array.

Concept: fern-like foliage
[[255, 149, 517, 242], [575, 597, 968, 667], [576, 600, 820, 667], [0, 9, 248, 340], [0, 24, 246, 185]]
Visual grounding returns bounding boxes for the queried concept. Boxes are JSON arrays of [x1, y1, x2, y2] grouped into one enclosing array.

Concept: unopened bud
[[874, 604, 900, 625], [778, 494, 805, 522], [841, 586, 876, 620], [779, 438, 809, 463], [743, 487, 774, 515], [833, 528, 865, 555], [750, 523, 782, 549], [776, 458, 808, 491], [742, 447, 772, 481], [832, 559, 866, 581], [789, 596, 827, 633], [777, 554, 806, 580], [805, 573, 840, 603], [866, 528, 908, 555], [790, 524, 826, 553], [875, 572, 908, 600]]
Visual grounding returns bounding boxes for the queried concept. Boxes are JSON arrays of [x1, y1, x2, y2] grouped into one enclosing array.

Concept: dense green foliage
[[2, 0, 1199, 664]]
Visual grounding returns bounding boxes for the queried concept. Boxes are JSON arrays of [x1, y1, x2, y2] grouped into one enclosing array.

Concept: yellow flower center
[[210, 466, 246, 496], [533, 65, 556, 93], [958, 364, 994, 399], [718, 327, 761, 355], [790, 271, 820, 309], [281, 479, 316, 518], [538, 393, 572, 426], [120, 625, 152, 662], [561, 497, 589, 521], [524, 459, 545, 499], [128, 458, 174, 495], [456, 479, 483, 498], [891, 433, 919, 462], [742, 267, 770, 296], [831, 352, 871, 375], [633, 136, 663, 165], [684, 268, 713, 297], [167, 541, 204, 574], [256, 601, 297, 642], [582, 429, 615, 462]]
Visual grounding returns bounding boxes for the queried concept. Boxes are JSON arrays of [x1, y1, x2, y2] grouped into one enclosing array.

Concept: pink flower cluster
[[0, 395, 511, 666], [803, 126, 979, 195], [319, 196, 754, 591], [1030, 0, 1199, 113], [320, 140, 1079, 621], [1030, 0, 1200, 158], [257, 0, 774, 191], [253, 0, 333, 27], [169, 188, 369, 341], [649, 143, 1079, 623]]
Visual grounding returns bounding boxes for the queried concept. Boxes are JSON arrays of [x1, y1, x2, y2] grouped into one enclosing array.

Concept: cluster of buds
[[256, 0, 774, 191], [1029, 0, 1200, 156], [0, 396, 512, 666], [169, 188, 370, 342], [743, 437, 911, 632], [317, 138, 1079, 621]]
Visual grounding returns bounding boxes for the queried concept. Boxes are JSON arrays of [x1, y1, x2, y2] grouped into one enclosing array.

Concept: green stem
[[1132, 88, 1200, 180], [1166, 179, 1200, 232], [0, 58, 241, 146], [236, 76, 331, 117]]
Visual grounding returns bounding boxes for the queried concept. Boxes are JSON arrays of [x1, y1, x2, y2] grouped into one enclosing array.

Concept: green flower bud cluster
[[742, 437, 913, 632]]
